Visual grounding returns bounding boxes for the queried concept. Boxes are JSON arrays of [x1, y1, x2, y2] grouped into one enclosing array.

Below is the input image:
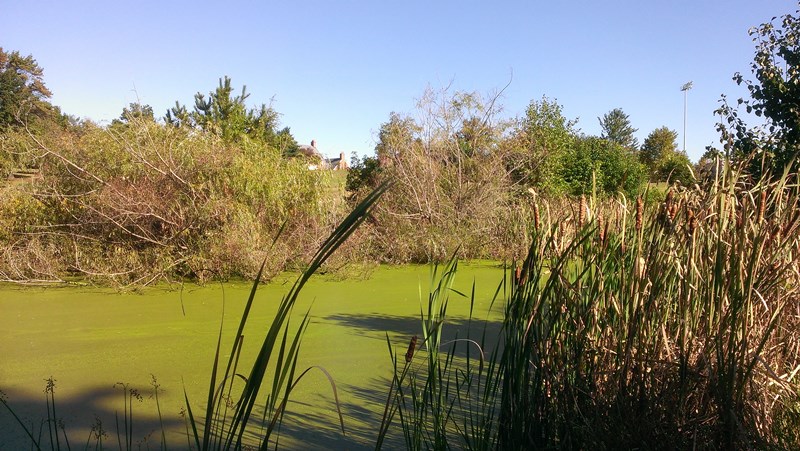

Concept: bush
[[559, 136, 647, 198], [0, 118, 331, 285]]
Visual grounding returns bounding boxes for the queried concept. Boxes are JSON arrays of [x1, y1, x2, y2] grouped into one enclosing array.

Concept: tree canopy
[[599, 108, 638, 149], [507, 96, 577, 191], [640, 127, 678, 169], [166, 76, 298, 154], [0, 47, 53, 129], [716, 8, 800, 177]]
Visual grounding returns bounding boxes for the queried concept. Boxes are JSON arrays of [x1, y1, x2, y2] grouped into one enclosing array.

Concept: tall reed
[[383, 162, 800, 449], [506, 163, 800, 448], [185, 182, 389, 450]]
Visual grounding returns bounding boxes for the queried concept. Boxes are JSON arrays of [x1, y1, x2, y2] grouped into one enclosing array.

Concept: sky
[[2, 0, 798, 162]]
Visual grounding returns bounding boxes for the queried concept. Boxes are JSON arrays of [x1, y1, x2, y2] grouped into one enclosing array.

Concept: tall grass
[[382, 163, 800, 449]]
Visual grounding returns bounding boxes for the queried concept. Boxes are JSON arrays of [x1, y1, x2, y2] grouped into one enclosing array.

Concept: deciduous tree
[[716, 7, 800, 177], [559, 136, 646, 197], [640, 126, 678, 169], [507, 96, 577, 191]]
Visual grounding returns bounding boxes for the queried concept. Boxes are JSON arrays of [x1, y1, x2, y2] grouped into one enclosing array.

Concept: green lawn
[[0, 262, 506, 449]]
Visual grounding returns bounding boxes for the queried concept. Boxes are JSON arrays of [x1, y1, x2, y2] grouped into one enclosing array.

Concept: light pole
[[681, 81, 693, 153]]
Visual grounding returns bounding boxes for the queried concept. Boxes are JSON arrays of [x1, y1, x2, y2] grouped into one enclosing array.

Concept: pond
[[0, 262, 507, 449]]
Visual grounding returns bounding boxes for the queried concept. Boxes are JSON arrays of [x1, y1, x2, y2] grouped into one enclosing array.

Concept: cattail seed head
[[405, 335, 418, 363], [578, 195, 586, 226], [597, 213, 605, 245], [758, 190, 767, 224], [636, 196, 643, 232], [533, 202, 540, 230]]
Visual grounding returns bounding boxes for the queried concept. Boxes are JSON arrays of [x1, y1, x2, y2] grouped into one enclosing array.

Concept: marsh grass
[[378, 162, 800, 449], [4, 164, 800, 449], [375, 257, 506, 450]]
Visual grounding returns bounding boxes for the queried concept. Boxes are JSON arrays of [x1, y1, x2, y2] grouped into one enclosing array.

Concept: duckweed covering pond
[[0, 262, 505, 449]]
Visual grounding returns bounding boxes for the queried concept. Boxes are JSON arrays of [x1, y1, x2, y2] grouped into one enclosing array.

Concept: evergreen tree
[[165, 76, 296, 150], [599, 108, 638, 149], [0, 48, 53, 129]]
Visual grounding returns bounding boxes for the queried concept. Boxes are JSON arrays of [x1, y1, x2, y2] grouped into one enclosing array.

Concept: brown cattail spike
[[405, 335, 418, 363], [597, 213, 605, 245], [636, 196, 643, 232]]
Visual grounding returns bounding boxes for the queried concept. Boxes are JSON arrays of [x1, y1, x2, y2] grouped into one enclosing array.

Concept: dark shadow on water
[[1, 378, 400, 450], [0, 383, 188, 450], [325, 312, 504, 358]]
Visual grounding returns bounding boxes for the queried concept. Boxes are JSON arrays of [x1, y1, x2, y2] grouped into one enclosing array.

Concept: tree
[[640, 127, 679, 169], [367, 86, 520, 261], [599, 108, 638, 149], [374, 111, 419, 166], [657, 150, 694, 185], [111, 102, 155, 127], [640, 127, 694, 184], [0, 48, 53, 129], [165, 76, 294, 152], [507, 96, 578, 191], [716, 8, 800, 178], [559, 136, 646, 198]]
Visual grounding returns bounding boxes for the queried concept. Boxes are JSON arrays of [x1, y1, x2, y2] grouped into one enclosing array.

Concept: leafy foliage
[[639, 126, 693, 184], [111, 102, 155, 127], [0, 47, 53, 130], [363, 87, 526, 261], [345, 153, 382, 193], [640, 126, 678, 169], [506, 96, 577, 191], [0, 118, 324, 284], [716, 7, 800, 177], [559, 136, 646, 198]]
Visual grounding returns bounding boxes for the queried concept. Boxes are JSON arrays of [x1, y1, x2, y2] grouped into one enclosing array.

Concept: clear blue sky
[[2, 0, 798, 161]]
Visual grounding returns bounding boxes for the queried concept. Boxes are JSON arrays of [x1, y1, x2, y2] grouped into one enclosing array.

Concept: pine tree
[[599, 108, 638, 149]]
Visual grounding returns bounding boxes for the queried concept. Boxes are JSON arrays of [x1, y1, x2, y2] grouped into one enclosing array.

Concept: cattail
[[533, 202, 540, 230], [687, 209, 696, 236], [664, 189, 673, 211], [579, 195, 586, 226], [597, 213, 605, 245], [736, 197, 745, 229], [758, 190, 767, 224], [636, 196, 643, 232], [664, 189, 677, 225], [405, 335, 418, 363]]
